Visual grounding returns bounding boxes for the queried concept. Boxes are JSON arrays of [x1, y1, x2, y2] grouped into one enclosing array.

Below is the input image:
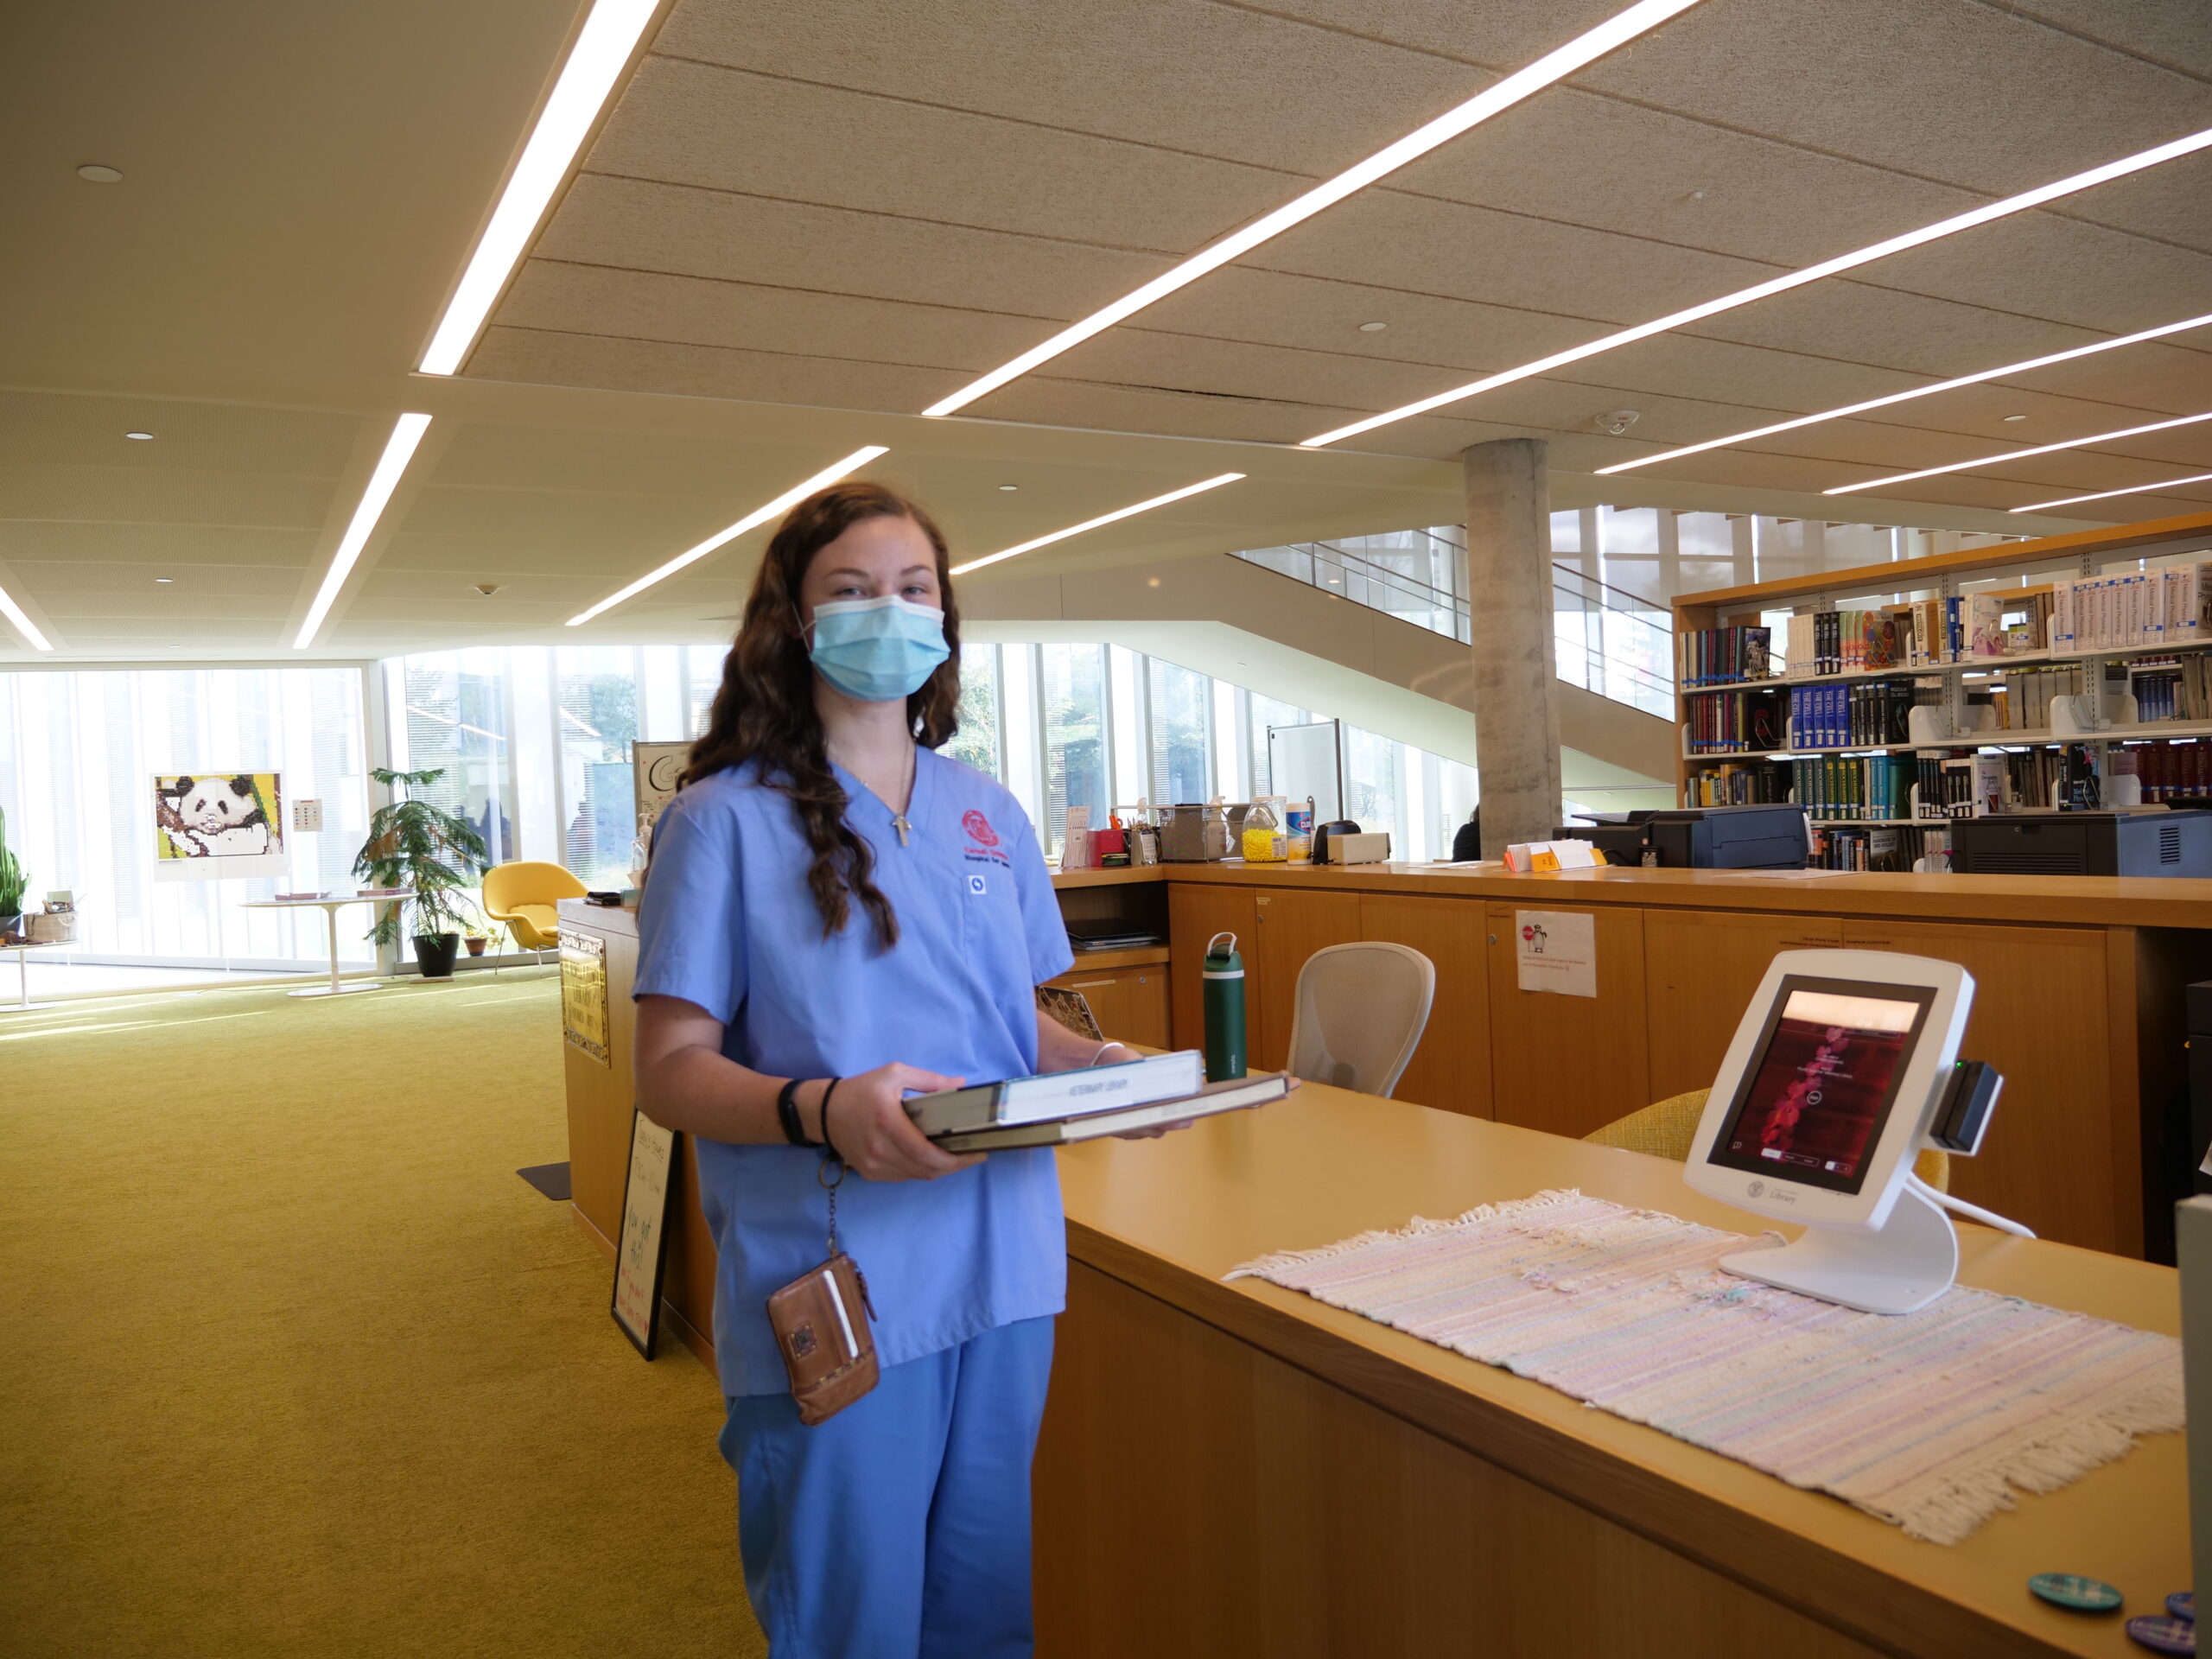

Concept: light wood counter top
[[1057, 857, 2212, 931], [1042, 1082, 2184, 1659]]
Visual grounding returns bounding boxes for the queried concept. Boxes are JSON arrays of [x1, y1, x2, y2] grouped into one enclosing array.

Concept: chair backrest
[[1286, 942, 1435, 1098], [481, 860, 588, 917]]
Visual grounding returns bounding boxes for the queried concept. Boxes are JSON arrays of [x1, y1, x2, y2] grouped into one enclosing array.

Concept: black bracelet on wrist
[[775, 1078, 813, 1147], [817, 1077, 845, 1163]]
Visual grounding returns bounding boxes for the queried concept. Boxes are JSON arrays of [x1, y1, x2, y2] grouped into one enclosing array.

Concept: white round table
[[242, 893, 410, 998], [3, 937, 66, 1012]]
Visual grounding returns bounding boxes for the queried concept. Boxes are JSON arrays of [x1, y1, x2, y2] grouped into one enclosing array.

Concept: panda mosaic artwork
[[152, 772, 286, 879]]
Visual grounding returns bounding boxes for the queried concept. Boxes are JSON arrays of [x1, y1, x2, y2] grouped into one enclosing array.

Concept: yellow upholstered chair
[[480, 861, 588, 972], [1586, 1088, 1950, 1192]]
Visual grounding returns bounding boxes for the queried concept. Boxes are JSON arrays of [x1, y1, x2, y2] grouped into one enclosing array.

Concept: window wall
[[958, 645, 1480, 864], [0, 665, 372, 967]]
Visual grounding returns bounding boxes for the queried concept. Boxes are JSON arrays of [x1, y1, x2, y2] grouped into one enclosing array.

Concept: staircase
[[959, 549, 1677, 797]]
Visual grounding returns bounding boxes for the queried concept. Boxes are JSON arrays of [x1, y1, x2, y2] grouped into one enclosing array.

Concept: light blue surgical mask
[[806, 594, 950, 702]]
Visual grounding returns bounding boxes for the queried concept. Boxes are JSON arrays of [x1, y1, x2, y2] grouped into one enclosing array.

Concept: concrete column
[[1463, 438, 1561, 851]]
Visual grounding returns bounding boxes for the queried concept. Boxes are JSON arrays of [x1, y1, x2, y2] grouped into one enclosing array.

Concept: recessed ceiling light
[[418, 0, 663, 376], [1306, 124, 2212, 448], [1358, 321, 1389, 333], [0, 580, 53, 652], [473, 583, 503, 596], [2010, 469, 2212, 513], [124, 430, 154, 441], [1825, 409, 2212, 497], [569, 445, 890, 626], [1595, 309, 2212, 476], [921, 0, 1709, 418], [998, 484, 1019, 492], [154, 577, 173, 584], [76, 164, 123, 184], [295, 412, 434, 649], [951, 474, 1246, 575]]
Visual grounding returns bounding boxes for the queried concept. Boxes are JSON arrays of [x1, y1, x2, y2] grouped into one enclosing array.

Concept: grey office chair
[[1285, 942, 1435, 1097]]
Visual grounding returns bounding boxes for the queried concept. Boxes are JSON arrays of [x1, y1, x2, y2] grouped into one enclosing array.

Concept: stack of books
[[906, 1051, 1291, 1151]]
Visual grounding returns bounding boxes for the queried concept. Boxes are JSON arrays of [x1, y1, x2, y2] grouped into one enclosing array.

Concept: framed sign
[[560, 930, 610, 1064], [633, 741, 690, 835], [611, 1109, 679, 1358]]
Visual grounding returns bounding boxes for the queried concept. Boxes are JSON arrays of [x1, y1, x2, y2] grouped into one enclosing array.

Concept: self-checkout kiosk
[[1686, 950, 2030, 1314]]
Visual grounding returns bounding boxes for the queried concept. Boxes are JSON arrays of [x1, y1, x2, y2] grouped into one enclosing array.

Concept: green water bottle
[[1202, 931, 1247, 1082]]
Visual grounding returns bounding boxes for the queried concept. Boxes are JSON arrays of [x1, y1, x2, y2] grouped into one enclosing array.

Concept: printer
[[1556, 804, 1808, 870], [1948, 809, 2212, 877]]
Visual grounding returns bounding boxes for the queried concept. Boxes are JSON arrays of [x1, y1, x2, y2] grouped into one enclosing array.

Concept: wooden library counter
[[1035, 1081, 2186, 1659], [1052, 861, 2212, 1260]]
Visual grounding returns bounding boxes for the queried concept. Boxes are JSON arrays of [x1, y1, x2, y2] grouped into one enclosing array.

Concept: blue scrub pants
[[719, 1316, 1055, 1659]]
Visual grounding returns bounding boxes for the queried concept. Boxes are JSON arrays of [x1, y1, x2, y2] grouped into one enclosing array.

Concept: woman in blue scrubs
[[633, 480, 1140, 1659]]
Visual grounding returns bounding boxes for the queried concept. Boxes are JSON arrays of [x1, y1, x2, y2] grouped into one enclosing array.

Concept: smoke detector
[[1596, 409, 1642, 436]]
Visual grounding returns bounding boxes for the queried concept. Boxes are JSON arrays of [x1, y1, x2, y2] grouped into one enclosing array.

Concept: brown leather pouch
[[766, 1252, 879, 1426]]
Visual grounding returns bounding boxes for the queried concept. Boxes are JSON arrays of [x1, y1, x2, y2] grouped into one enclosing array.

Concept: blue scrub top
[[633, 747, 1075, 1395]]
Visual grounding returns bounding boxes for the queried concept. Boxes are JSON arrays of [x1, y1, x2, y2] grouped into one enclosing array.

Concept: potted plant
[[463, 916, 493, 958], [353, 766, 489, 981], [0, 805, 26, 944]]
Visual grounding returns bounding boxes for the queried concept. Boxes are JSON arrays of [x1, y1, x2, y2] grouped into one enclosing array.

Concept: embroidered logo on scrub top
[[962, 808, 1011, 868], [967, 874, 988, 896]]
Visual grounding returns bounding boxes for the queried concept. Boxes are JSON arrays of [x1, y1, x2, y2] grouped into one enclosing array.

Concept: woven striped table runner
[[1229, 1189, 2182, 1543]]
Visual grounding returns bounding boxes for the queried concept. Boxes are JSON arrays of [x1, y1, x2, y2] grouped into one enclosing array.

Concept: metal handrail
[[1231, 539, 1677, 719]]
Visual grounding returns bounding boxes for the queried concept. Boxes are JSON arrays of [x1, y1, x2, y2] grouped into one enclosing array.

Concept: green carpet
[[0, 976, 765, 1658]]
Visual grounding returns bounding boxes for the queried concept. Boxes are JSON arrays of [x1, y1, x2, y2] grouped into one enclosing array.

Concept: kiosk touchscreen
[[1684, 950, 2012, 1314]]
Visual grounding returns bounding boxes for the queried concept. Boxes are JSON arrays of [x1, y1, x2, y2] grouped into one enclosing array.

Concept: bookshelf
[[1671, 510, 2212, 869]]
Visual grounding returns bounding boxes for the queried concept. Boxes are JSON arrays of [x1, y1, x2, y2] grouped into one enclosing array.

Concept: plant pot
[[0, 912, 21, 944], [413, 932, 461, 980], [464, 937, 488, 957]]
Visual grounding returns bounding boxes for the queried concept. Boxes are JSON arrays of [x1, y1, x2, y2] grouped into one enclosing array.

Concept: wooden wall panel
[[1358, 893, 1491, 1116], [1484, 902, 1651, 1138]]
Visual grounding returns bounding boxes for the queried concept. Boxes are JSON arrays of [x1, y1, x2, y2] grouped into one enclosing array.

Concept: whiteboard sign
[[611, 1109, 679, 1358], [1515, 909, 1597, 998]]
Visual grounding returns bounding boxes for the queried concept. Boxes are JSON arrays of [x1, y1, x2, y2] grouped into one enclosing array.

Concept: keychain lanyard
[[819, 1151, 846, 1257]]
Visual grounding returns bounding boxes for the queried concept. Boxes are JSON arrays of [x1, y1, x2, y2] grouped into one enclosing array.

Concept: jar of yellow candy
[[1240, 798, 1286, 862]]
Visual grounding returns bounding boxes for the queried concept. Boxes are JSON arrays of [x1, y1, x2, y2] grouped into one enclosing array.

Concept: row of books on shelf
[[1785, 681, 1919, 749], [1791, 753, 1915, 822], [1695, 738, 2212, 806], [2132, 656, 2212, 723], [1685, 686, 1786, 753], [1679, 625, 1772, 688], [1810, 823, 1947, 873], [1765, 567, 2212, 678]]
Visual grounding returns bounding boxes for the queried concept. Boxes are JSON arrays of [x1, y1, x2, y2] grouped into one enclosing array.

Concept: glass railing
[[1230, 540, 1676, 720]]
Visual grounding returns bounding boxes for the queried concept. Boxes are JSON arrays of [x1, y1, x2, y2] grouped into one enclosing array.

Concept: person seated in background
[[1451, 808, 1481, 863]]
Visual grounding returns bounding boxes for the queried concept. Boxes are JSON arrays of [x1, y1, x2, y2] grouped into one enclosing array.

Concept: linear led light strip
[[920, 0, 1709, 420], [2013, 470, 2212, 513], [0, 577, 52, 652], [950, 474, 1245, 575], [1597, 309, 2212, 477], [418, 0, 663, 375], [1824, 410, 2212, 497], [1304, 124, 2212, 449], [568, 445, 889, 626], [296, 413, 435, 650]]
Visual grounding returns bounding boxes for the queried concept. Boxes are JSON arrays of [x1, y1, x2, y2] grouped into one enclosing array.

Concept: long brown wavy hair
[[681, 480, 962, 949]]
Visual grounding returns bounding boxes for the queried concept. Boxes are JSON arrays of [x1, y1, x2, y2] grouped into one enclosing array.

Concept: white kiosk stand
[[1684, 950, 2030, 1315]]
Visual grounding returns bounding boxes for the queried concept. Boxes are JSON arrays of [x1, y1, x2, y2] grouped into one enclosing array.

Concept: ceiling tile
[[588, 56, 1287, 253]]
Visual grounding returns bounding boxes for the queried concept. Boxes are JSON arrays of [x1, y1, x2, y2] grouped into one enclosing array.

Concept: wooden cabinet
[[1168, 883, 1257, 1053], [1359, 894, 1491, 1117], [1251, 890, 1363, 1072], [1840, 918, 2121, 1254], [1484, 903, 1651, 1140], [1644, 911, 1843, 1101], [1051, 963, 1171, 1050]]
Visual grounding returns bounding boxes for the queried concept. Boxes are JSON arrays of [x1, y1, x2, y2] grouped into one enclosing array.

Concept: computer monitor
[[1684, 950, 1976, 1312]]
